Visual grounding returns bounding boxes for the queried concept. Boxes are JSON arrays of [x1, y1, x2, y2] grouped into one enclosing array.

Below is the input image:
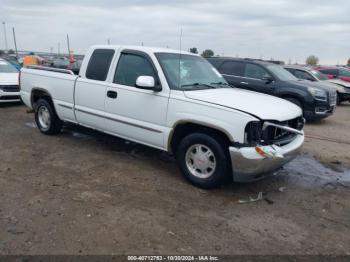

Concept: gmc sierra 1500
[[20, 45, 304, 188]]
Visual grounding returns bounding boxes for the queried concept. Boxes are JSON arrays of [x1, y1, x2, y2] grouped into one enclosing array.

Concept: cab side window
[[219, 61, 245, 77], [244, 63, 270, 80], [86, 49, 115, 81], [114, 53, 156, 87]]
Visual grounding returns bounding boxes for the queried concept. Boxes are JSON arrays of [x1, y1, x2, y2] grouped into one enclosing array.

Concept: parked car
[[284, 65, 350, 104], [0, 58, 20, 103], [42, 56, 56, 67], [315, 66, 350, 83], [70, 59, 83, 74], [1, 55, 22, 71], [208, 57, 337, 120], [52, 57, 70, 69], [20, 45, 305, 189]]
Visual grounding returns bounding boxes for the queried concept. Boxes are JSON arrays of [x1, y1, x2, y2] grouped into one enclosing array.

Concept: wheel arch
[[31, 88, 54, 109], [167, 120, 234, 154], [279, 93, 305, 108]]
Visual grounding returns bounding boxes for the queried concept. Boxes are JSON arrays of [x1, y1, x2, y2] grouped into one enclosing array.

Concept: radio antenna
[[178, 28, 183, 89]]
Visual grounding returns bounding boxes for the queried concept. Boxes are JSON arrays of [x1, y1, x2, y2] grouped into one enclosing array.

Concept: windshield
[[0, 60, 18, 73], [267, 64, 298, 81], [310, 70, 328, 80], [155, 53, 228, 90]]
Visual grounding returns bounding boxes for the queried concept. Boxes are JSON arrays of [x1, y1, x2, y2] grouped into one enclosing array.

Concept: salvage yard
[[0, 103, 350, 255]]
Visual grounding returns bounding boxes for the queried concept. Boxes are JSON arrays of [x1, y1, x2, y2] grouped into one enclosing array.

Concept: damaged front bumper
[[229, 134, 304, 182]]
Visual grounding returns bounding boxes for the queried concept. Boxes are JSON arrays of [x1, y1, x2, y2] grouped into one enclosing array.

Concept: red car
[[315, 66, 350, 82]]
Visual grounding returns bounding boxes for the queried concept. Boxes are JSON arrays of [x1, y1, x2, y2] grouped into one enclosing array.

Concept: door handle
[[240, 81, 249, 85], [107, 90, 118, 99]]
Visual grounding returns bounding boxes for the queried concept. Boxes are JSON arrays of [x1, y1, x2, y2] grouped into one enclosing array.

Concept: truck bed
[[20, 66, 78, 123]]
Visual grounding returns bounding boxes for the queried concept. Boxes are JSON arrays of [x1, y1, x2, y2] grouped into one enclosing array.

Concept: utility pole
[[66, 34, 71, 55], [58, 42, 60, 56], [2, 21, 8, 51], [107, 38, 110, 45], [12, 27, 18, 59]]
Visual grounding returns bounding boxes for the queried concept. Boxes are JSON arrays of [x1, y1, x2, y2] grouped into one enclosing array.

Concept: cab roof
[[89, 45, 194, 56]]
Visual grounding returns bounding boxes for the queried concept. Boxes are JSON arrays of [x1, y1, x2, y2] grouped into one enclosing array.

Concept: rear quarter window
[[219, 61, 245, 76], [86, 49, 115, 81]]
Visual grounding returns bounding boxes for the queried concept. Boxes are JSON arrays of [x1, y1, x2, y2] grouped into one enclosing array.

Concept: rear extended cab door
[[74, 48, 115, 131]]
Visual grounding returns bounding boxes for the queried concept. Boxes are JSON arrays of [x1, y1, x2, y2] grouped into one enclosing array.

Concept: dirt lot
[[0, 103, 350, 255]]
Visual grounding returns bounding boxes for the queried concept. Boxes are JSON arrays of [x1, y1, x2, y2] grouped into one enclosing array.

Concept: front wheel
[[35, 99, 63, 135], [176, 133, 230, 189]]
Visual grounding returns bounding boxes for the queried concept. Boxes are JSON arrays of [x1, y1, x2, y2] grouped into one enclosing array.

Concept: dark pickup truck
[[207, 57, 337, 120]]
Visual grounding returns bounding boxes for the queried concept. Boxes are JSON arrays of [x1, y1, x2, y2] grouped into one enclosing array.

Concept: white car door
[[74, 49, 115, 131], [104, 50, 169, 149]]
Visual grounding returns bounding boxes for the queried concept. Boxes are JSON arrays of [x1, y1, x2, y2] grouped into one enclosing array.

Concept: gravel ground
[[0, 103, 349, 255]]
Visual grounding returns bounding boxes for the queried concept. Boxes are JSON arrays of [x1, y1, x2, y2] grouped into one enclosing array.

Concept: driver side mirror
[[262, 76, 274, 84], [136, 76, 161, 92]]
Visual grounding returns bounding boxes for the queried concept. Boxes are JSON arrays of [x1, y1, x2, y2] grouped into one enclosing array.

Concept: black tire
[[34, 98, 63, 135], [176, 133, 230, 189]]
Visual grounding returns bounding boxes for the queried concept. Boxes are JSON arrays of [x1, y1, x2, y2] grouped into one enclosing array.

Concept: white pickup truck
[[20, 45, 304, 188]]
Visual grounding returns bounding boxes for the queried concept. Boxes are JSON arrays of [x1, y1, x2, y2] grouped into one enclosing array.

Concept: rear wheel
[[176, 133, 230, 189], [35, 99, 62, 135]]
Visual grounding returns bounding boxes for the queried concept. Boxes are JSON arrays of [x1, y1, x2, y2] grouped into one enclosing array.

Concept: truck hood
[[0, 73, 18, 85], [184, 88, 302, 121]]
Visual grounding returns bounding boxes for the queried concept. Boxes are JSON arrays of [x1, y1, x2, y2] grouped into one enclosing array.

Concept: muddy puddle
[[282, 155, 350, 186]]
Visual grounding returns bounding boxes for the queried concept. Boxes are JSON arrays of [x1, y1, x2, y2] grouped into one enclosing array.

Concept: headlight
[[307, 87, 327, 101]]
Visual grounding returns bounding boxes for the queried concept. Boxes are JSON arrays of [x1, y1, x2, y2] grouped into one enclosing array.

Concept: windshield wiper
[[210, 81, 230, 87], [181, 83, 216, 89]]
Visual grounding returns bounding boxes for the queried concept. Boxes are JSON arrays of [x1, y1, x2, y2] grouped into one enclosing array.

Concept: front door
[[104, 51, 169, 149], [242, 63, 275, 95]]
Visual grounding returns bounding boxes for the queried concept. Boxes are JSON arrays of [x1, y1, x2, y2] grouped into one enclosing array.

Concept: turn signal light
[[255, 146, 267, 158]]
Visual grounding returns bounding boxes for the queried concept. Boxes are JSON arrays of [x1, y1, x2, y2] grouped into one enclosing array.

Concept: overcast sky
[[1, 0, 349, 64]]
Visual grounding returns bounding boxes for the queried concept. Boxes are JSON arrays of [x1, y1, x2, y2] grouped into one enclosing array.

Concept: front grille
[[0, 85, 20, 92], [245, 116, 304, 146], [329, 91, 337, 106]]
